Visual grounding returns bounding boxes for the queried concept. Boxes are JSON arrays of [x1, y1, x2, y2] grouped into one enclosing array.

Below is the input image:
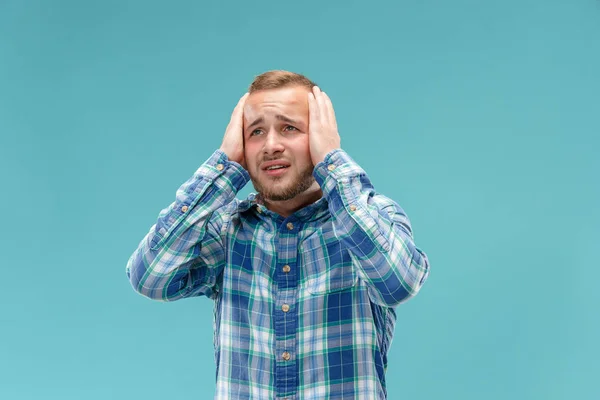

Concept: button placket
[[274, 219, 299, 397]]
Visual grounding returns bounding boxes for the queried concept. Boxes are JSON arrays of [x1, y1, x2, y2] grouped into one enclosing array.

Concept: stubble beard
[[251, 164, 315, 202]]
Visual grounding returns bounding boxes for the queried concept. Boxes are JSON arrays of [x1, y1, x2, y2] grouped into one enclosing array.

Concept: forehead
[[244, 86, 310, 120]]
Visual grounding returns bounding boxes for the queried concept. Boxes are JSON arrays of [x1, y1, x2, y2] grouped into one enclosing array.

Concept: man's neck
[[262, 181, 323, 218]]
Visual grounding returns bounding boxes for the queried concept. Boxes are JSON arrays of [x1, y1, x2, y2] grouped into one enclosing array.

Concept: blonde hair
[[248, 70, 317, 93]]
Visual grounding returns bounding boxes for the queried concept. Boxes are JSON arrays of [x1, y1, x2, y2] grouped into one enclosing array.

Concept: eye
[[250, 129, 263, 136], [283, 125, 298, 132]]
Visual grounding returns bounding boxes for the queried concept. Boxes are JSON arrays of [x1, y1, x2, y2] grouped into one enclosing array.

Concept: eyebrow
[[246, 115, 301, 130]]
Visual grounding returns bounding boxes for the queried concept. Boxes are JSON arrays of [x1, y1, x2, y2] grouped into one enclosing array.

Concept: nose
[[262, 129, 285, 155]]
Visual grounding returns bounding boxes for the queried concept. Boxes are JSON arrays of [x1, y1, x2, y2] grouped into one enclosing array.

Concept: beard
[[250, 163, 316, 201]]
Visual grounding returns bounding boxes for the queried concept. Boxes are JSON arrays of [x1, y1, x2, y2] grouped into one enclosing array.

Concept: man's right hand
[[219, 93, 249, 168]]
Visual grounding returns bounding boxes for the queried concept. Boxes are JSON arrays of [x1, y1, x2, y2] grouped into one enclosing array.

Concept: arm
[[313, 149, 430, 307], [125, 150, 249, 301], [307, 87, 430, 307], [126, 93, 250, 302]]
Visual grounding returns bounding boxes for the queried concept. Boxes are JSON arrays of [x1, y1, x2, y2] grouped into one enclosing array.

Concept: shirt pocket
[[300, 230, 357, 295]]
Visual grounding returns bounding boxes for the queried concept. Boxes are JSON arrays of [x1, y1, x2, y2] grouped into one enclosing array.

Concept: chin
[[251, 167, 315, 202]]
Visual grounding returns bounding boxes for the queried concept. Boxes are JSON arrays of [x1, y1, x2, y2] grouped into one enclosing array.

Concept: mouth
[[264, 167, 289, 177], [261, 160, 291, 177]]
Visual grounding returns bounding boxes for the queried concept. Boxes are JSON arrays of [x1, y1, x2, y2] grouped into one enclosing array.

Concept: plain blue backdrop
[[1, 0, 598, 399]]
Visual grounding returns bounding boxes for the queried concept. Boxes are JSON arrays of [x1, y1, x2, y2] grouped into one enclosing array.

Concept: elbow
[[375, 250, 431, 307], [410, 248, 430, 290], [125, 251, 185, 302], [126, 252, 143, 292], [125, 258, 161, 301], [378, 282, 417, 308], [395, 249, 430, 306]]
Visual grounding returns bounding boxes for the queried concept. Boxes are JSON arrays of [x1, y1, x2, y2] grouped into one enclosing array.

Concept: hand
[[307, 86, 341, 165], [220, 93, 249, 167]]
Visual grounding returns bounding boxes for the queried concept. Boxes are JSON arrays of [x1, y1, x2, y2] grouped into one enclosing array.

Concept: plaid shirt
[[126, 149, 430, 399]]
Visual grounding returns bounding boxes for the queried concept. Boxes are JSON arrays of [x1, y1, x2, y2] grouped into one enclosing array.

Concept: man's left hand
[[308, 86, 341, 165]]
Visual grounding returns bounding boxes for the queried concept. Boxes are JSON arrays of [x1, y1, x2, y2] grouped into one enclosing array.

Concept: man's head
[[243, 71, 319, 202]]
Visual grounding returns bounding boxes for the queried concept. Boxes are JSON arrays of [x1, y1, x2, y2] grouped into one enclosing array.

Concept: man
[[126, 70, 430, 399]]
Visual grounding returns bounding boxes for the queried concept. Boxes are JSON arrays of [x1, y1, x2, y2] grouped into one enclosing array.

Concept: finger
[[312, 86, 329, 125], [237, 92, 249, 107], [307, 91, 319, 129], [232, 93, 249, 119], [321, 91, 338, 131], [227, 93, 249, 132]]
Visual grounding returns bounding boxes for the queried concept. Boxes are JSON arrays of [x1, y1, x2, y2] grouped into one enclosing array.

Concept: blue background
[[1, 0, 598, 399]]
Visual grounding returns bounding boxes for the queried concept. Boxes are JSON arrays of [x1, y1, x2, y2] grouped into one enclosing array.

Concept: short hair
[[248, 70, 317, 93]]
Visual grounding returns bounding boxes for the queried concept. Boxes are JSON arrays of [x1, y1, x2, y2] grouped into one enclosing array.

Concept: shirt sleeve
[[313, 149, 430, 307], [125, 150, 249, 302]]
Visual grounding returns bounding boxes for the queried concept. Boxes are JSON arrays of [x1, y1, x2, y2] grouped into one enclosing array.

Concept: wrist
[[204, 150, 250, 191], [219, 146, 240, 164], [312, 146, 340, 165]]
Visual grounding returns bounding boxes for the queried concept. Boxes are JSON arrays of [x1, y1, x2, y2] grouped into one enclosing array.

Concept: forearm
[[126, 149, 249, 301], [314, 149, 430, 307]]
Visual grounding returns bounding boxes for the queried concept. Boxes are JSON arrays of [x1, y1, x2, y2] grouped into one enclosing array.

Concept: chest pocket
[[299, 227, 357, 294]]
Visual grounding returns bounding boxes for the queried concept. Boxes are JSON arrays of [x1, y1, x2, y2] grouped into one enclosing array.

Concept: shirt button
[[281, 304, 290, 312], [327, 164, 336, 171], [282, 351, 291, 361], [181, 205, 189, 213], [286, 222, 294, 230], [349, 204, 357, 212], [282, 265, 291, 273], [216, 164, 224, 171]]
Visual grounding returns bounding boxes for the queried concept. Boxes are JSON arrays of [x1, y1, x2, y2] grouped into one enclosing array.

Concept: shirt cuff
[[196, 149, 250, 192], [313, 149, 367, 195]]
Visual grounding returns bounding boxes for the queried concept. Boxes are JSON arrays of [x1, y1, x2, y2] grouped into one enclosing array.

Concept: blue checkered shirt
[[126, 149, 430, 399]]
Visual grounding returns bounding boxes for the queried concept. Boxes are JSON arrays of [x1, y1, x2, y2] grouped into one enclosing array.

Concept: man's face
[[243, 85, 315, 202]]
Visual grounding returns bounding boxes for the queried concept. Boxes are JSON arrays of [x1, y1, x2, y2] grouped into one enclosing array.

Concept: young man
[[126, 71, 430, 399]]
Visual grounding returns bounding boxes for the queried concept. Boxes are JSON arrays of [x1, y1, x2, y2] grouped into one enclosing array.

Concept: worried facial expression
[[243, 86, 315, 201]]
